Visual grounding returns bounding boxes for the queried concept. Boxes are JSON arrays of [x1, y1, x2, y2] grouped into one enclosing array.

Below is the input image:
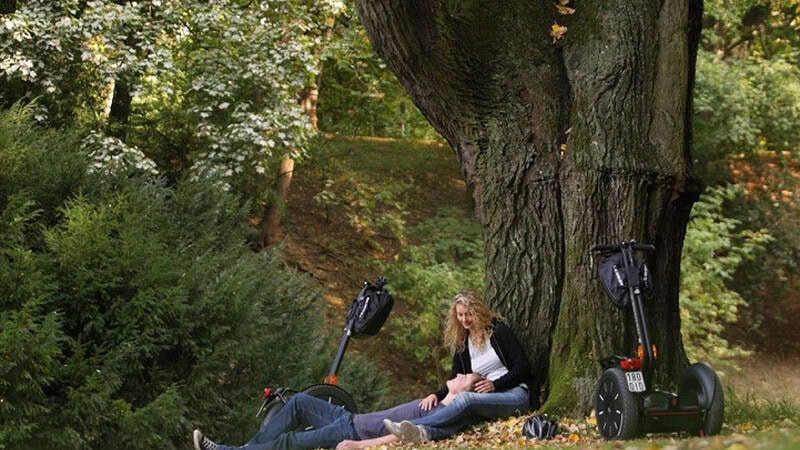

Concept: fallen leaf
[[556, 4, 576, 14], [738, 422, 756, 432], [550, 23, 568, 42]]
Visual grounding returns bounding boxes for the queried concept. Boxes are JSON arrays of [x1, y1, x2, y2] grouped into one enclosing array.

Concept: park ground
[[281, 136, 800, 448]]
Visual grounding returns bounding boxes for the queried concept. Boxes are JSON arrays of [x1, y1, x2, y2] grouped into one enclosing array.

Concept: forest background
[[0, 0, 799, 448]]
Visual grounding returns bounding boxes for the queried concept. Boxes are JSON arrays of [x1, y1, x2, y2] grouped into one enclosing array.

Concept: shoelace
[[200, 436, 219, 450]]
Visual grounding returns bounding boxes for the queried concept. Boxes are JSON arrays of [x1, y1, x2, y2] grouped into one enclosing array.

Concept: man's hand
[[336, 439, 364, 449], [419, 393, 438, 411], [474, 378, 495, 393]]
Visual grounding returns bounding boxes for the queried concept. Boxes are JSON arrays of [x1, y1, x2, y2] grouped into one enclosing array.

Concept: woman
[[384, 289, 537, 443]]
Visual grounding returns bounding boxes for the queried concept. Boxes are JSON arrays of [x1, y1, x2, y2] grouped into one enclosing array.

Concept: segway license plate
[[625, 371, 646, 392]]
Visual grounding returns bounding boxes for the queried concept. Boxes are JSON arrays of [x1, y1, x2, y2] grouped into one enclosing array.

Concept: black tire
[[302, 383, 358, 414], [679, 362, 724, 436], [259, 384, 358, 430], [595, 368, 640, 440], [259, 401, 285, 432], [704, 374, 724, 436]]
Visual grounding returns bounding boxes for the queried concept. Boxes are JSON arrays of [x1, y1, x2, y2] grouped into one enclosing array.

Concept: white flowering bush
[[176, 0, 321, 197], [1, 0, 345, 199], [83, 130, 158, 175]]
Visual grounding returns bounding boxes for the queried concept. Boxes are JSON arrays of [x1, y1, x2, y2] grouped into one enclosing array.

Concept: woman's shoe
[[382, 419, 403, 437], [399, 420, 429, 443]]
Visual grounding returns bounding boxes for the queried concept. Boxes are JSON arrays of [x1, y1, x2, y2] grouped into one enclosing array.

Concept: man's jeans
[[218, 393, 357, 450], [411, 386, 529, 440]]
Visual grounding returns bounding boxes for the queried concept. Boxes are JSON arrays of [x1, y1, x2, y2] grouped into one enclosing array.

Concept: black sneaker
[[193, 429, 219, 450]]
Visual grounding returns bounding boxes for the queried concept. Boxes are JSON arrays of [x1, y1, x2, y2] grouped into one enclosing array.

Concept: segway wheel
[[302, 383, 358, 414], [679, 362, 724, 436], [704, 374, 724, 436], [259, 401, 286, 431], [259, 384, 358, 431], [595, 368, 639, 440]]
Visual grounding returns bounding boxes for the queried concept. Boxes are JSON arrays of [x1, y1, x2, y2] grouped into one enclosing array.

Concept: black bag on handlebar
[[346, 278, 393, 337], [599, 252, 653, 308]]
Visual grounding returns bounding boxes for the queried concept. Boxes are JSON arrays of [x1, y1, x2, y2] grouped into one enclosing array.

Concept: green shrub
[[0, 105, 326, 449], [680, 185, 772, 368], [694, 51, 800, 184], [382, 208, 485, 385], [725, 153, 800, 343], [311, 152, 409, 245], [317, 11, 439, 140], [336, 353, 393, 413]]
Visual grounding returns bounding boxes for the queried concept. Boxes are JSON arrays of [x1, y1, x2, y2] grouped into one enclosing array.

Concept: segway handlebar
[[590, 241, 656, 253]]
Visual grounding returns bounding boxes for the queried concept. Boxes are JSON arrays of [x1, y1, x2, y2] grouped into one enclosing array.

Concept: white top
[[469, 338, 508, 381]]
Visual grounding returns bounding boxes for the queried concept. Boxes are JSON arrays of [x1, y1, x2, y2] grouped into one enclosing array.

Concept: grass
[[726, 388, 799, 427], [315, 134, 455, 177]]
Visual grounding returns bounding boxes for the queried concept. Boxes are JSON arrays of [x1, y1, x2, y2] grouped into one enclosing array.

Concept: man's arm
[[335, 434, 399, 449]]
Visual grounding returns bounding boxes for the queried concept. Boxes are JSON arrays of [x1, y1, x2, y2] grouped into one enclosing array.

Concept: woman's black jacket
[[433, 320, 539, 409]]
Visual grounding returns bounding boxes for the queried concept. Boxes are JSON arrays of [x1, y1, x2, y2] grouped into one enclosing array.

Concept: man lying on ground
[[193, 373, 482, 450]]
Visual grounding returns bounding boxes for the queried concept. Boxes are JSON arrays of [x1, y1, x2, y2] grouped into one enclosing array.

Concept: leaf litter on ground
[[369, 411, 799, 449]]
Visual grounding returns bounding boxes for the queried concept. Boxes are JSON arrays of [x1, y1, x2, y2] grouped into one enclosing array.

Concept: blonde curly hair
[[444, 289, 497, 353]]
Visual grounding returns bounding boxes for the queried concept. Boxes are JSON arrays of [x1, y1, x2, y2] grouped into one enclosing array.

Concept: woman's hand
[[419, 393, 438, 411], [474, 378, 495, 393]]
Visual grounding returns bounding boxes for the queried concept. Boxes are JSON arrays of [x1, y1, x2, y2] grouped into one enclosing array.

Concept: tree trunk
[[355, 0, 703, 413], [259, 21, 333, 248], [0, 1, 16, 14], [260, 157, 295, 247], [259, 86, 317, 248]]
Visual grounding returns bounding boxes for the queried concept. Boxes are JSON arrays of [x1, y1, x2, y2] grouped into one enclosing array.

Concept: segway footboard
[[641, 363, 724, 436], [640, 389, 703, 434]]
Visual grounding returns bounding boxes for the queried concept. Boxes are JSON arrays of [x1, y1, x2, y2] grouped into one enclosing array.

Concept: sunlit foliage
[[680, 185, 772, 366]]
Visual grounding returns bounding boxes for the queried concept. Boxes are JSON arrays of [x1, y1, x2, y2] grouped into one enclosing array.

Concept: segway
[[255, 277, 394, 427], [590, 241, 724, 440]]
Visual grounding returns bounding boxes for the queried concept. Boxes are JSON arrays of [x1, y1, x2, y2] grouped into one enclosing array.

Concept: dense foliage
[[316, 10, 438, 140], [679, 186, 771, 366], [693, 0, 800, 352], [0, 105, 325, 449], [694, 53, 800, 183], [0, 0, 343, 205], [382, 209, 485, 385]]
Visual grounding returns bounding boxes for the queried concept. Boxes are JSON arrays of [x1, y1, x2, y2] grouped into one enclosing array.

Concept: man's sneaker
[[383, 419, 403, 437], [193, 429, 219, 450], [399, 420, 429, 443]]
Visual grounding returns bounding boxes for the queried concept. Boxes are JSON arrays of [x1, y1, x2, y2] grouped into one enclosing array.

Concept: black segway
[[591, 241, 724, 440], [256, 277, 394, 427]]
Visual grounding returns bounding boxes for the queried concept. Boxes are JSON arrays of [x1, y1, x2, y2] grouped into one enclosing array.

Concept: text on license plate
[[625, 371, 646, 392]]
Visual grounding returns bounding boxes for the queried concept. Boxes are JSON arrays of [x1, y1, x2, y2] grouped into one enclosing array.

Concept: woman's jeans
[[217, 393, 357, 450], [411, 386, 529, 440]]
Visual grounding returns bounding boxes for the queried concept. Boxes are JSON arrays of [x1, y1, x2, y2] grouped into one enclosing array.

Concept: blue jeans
[[218, 393, 357, 450], [411, 386, 529, 440]]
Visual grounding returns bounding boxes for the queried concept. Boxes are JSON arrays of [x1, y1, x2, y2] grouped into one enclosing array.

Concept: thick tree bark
[[355, 0, 703, 413]]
